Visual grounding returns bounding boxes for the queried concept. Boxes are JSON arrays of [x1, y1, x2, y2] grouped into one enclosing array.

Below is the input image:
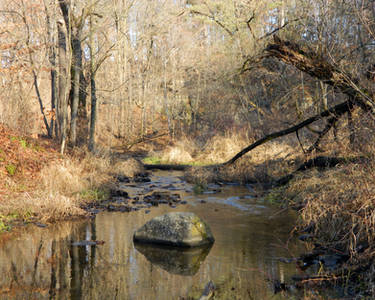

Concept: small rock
[[134, 173, 151, 183], [34, 222, 47, 228], [115, 175, 130, 183], [110, 189, 129, 198], [119, 206, 132, 212]]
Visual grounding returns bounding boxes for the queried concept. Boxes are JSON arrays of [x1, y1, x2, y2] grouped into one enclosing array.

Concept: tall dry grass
[[285, 161, 375, 254], [0, 148, 143, 223], [181, 133, 300, 184]]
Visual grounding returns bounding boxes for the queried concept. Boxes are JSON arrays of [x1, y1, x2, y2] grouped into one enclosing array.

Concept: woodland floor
[[0, 125, 62, 200]]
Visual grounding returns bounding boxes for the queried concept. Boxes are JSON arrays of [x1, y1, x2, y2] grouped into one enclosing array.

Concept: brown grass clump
[[112, 157, 144, 177], [2, 150, 115, 223], [157, 136, 197, 164], [285, 160, 375, 254], [199, 133, 249, 163], [0, 193, 86, 223]]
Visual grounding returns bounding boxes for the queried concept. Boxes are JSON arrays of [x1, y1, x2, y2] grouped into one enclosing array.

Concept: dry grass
[[0, 193, 86, 223], [198, 133, 249, 163], [0, 143, 144, 224], [285, 161, 375, 253], [112, 158, 144, 177], [153, 136, 196, 164], [278, 156, 375, 296], [157, 131, 301, 185], [185, 136, 300, 184]]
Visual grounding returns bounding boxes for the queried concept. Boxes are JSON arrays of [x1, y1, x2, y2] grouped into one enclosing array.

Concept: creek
[[0, 170, 307, 299]]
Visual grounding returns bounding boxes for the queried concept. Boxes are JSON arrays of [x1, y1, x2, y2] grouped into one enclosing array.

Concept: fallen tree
[[223, 100, 353, 165], [224, 36, 375, 166]]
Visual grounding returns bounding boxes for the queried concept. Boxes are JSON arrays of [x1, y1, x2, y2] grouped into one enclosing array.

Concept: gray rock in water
[[133, 212, 215, 247]]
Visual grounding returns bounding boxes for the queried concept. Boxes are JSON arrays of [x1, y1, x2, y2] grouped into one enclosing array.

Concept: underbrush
[[0, 137, 144, 228], [185, 140, 299, 185], [148, 132, 300, 184], [282, 159, 375, 296]]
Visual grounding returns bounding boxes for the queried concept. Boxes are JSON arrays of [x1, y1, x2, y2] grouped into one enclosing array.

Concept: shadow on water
[[0, 171, 308, 299], [134, 242, 213, 276]]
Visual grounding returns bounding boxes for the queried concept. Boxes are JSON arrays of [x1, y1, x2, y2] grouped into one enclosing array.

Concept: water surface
[[0, 171, 306, 299]]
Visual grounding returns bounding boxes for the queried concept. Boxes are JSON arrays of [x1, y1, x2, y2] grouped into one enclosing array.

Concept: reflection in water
[[134, 243, 212, 276], [0, 171, 306, 299]]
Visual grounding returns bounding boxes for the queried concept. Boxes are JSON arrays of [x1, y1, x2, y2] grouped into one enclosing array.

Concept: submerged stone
[[133, 212, 215, 247]]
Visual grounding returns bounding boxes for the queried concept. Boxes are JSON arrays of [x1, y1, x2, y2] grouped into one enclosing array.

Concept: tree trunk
[[57, 21, 69, 153], [43, 0, 57, 138], [88, 75, 97, 152], [88, 8, 96, 152], [70, 34, 82, 146]]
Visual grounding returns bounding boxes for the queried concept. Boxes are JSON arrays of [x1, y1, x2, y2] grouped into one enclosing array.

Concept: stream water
[[0, 170, 307, 299]]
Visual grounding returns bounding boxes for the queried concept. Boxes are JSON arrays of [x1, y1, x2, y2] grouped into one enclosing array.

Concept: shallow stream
[[0, 170, 307, 299]]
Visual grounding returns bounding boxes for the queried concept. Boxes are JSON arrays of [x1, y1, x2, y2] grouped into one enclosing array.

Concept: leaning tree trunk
[[224, 37, 375, 165], [266, 36, 375, 113]]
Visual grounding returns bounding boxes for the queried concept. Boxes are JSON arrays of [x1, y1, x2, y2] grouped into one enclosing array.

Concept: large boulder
[[133, 212, 215, 247]]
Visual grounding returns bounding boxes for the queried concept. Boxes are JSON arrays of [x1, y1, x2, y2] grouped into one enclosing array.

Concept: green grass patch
[[32, 143, 44, 152], [19, 138, 28, 149], [0, 220, 10, 232], [10, 137, 29, 149], [5, 164, 17, 176], [79, 188, 110, 202], [142, 156, 162, 165], [0, 212, 29, 232], [193, 183, 207, 194], [189, 161, 213, 167], [142, 156, 212, 167], [263, 187, 285, 205]]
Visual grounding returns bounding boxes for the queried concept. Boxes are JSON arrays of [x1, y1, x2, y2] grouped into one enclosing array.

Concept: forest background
[[0, 0, 375, 296]]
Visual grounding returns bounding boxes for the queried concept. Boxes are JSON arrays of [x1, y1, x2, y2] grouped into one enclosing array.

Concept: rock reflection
[[134, 242, 212, 276]]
